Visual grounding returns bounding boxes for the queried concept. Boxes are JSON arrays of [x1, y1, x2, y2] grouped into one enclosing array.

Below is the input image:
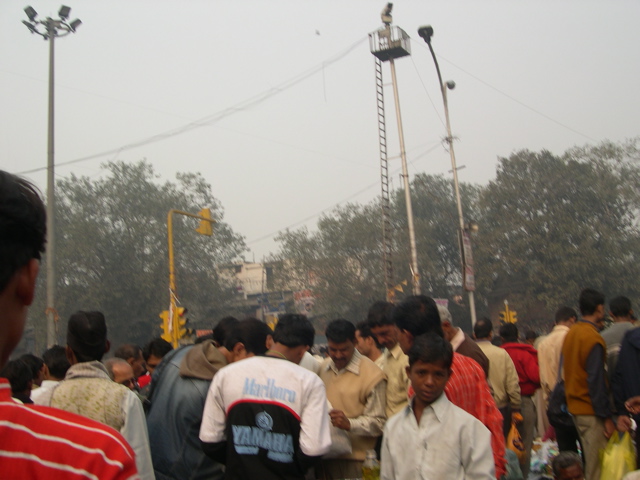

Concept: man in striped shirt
[[0, 170, 139, 479]]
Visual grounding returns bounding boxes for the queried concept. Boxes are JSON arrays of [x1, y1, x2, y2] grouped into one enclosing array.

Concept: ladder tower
[[369, 3, 421, 297]]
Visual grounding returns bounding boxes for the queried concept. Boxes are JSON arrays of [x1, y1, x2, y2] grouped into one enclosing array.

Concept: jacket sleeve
[[586, 344, 612, 419]]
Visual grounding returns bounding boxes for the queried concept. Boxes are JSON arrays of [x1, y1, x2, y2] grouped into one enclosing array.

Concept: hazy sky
[[2, 0, 639, 260]]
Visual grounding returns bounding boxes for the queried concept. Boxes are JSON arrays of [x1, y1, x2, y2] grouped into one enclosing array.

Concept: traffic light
[[176, 307, 190, 339], [509, 310, 518, 323], [195, 208, 213, 236], [499, 311, 507, 323], [159, 310, 171, 343]]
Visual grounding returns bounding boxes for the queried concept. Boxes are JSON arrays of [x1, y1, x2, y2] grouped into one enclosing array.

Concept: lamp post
[[418, 25, 477, 325], [22, 5, 81, 347]]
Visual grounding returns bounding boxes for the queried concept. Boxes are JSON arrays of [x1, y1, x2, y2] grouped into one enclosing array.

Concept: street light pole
[[22, 5, 81, 347], [418, 25, 477, 325]]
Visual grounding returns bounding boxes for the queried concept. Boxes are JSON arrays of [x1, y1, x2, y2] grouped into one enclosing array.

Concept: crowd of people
[[2, 168, 640, 480]]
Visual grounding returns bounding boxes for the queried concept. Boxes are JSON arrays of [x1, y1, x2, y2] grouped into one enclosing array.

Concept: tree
[[273, 203, 386, 329], [474, 139, 640, 329], [28, 160, 246, 351], [272, 174, 480, 329]]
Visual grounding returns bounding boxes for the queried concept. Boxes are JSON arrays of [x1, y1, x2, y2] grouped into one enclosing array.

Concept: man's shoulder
[[1, 401, 136, 460]]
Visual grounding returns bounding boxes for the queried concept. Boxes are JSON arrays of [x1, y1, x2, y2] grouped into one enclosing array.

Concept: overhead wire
[[16, 36, 369, 175]]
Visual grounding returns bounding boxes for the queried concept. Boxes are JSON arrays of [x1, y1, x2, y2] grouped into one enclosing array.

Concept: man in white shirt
[[381, 333, 494, 480], [30, 345, 70, 404], [199, 314, 331, 480]]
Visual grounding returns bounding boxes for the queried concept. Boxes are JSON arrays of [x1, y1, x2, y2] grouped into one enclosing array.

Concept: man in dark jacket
[[501, 322, 540, 479], [612, 326, 640, 459], [146, 318, 272, 480]]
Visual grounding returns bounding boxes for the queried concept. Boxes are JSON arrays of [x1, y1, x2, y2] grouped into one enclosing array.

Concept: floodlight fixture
[[446, 80, 456, 90], [417, 25, 434, 44], [24, 6, 38, 21], [22, 20, 37, 33], [59, 5, 71, 20], [69, 18, 82, 31]]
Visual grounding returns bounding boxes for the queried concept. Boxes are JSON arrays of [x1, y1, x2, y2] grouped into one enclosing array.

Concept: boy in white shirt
[[381, 333, 495, 480]]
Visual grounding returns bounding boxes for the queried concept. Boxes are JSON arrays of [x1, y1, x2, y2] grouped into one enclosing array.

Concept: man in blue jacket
[[146, 318, 272, 480]]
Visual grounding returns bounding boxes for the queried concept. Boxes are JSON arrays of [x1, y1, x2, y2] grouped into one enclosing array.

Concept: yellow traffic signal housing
[[176, 307, 189, 339], [159, 310, 171, 343], [510, 311, 518, 323], [195, 208, 213, 236]]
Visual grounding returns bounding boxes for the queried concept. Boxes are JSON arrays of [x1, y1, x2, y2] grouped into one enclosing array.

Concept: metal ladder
[[374, 57, 395, 300]]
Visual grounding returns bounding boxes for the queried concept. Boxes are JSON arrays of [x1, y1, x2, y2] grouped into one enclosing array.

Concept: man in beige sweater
[[317, 319, 387, 480]]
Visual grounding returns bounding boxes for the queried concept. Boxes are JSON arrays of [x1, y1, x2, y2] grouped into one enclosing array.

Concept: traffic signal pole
[[166, 208, 214, 347]]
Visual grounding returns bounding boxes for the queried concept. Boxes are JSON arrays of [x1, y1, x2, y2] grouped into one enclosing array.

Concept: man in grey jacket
[[146, 318, 272, 480]]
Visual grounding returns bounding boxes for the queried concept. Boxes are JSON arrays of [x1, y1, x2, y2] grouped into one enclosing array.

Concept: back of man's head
[[273, 314, 315, 348], [366, 301, 394, 327], [142, 337, 173, 361], [499, 323, 519, 343], [213, 316, 240, 347], [114, 344, 141, 362], [224, 318, 272, 355], [392, 295, 444, 339], [474, 318, 493, 340], [609, 296, 632, 318], [0, 171, 46, 293], [579, 288, 605, 316], [42, 345, 71, 380], [555, 306, 577, 325], [67, 311, 108, 362]]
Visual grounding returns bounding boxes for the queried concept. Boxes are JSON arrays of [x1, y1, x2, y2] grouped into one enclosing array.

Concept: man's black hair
[[525, 329, 538, 342], [407, 333, 453, 370], [325, 319, 356, 343], [356, 320, 383, 349], [272, 314, 315, 348], [213, 316, 239, 347], [0, 171, 47, 292], [224, 318, 272, 355], [42, 345, 71, 379], [366, 301, 395, 327], [142, 337, 173, 361], [114, 344, 142, 362], [551, 451, 583, 478], [579, 288, 605, 316], [555, 306, 577, 325], [19, 353, 43, 381], [473, 317, 493, 340], [499, 323, 519, 343], [391, 295, 444, 339], [609, 296, 632, 318], [67, 311, 108, 362], [0, 359, 32, 394]]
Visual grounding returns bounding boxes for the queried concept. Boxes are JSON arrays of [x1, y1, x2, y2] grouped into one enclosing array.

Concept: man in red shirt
[[0, 170, 138, 479], [500, 322, 541, 479]]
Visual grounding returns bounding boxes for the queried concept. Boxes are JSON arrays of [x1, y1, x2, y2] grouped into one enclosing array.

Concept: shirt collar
[[325, 349, 362, 375], [450, 327, 465, 351], [387, 342, 403, 360], [406, 391, 449, 423]]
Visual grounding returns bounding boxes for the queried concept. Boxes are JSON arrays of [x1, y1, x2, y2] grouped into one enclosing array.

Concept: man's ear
[[104, 340, 111, 355], [231, 342, 247, 361], [65, 345, 77, 365], [265, 334, 274, 350], [16, 259, 39, 306]]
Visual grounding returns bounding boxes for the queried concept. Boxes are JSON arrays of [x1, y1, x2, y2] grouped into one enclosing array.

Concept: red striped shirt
[[0, 379, 139, 480]]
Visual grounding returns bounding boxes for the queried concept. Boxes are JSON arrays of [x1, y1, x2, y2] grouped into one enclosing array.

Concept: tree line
[[21, 138, 640, 352]]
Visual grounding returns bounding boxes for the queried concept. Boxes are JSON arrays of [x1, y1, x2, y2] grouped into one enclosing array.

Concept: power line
[[16, 36, 368, 175]]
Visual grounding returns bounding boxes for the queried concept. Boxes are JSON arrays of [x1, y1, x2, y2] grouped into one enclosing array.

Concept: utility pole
[[22, 5, 81, 346]]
